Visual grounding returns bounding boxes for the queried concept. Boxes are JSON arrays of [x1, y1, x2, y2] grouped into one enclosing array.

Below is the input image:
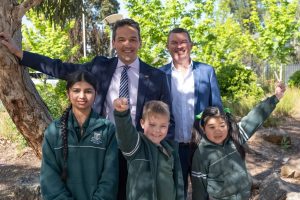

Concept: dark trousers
[[179, 143, 191, 199], [117, 150, 127, 200]]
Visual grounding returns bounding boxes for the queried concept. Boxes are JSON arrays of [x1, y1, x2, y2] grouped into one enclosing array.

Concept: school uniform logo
[[90, 132, 103, 144]]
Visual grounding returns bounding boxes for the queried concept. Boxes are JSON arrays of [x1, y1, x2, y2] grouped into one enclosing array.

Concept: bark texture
[[0, 0, 51, 158]]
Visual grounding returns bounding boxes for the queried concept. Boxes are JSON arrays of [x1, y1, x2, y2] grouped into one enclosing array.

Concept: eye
[[85, 89, 94, 94], [130, 38, 138, 42], [72, 88, 80, 93]]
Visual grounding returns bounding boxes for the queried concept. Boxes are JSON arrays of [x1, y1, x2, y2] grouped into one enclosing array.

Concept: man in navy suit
[[1, 19, 174, 200], [160, 27, 223, 199]]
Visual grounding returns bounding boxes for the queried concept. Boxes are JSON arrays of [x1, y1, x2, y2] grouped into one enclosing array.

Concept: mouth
[[77, 101, 87, 105]]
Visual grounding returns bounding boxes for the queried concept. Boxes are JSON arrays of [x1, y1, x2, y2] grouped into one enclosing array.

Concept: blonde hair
[[142, 100, 170, 120]]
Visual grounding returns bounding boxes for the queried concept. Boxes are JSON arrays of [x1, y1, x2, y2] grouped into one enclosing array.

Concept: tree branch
[[17, 0, 43, 19]]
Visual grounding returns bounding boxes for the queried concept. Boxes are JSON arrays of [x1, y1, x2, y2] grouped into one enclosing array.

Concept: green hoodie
[[40, 109, 119, 200], [114, 109, 184, 200], [191, 95, 279, 200]]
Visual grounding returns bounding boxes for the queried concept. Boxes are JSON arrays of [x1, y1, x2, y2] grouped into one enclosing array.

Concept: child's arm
[[191, 148, 209, 200], [238, 82, 286, 142], [113, 98, 141, 159], [40, 123, 74, 200]]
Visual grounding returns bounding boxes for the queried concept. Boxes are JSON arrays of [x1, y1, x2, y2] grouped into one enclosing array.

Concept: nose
[[79, 91, 85, 98]]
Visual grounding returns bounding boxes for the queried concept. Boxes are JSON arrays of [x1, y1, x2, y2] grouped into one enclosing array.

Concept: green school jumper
[[191, 95, 279, 200], [114, 109, 184, 200], [40, 110, 119, 200]]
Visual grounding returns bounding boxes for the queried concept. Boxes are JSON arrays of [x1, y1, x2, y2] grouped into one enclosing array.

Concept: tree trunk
[[0, 0, 51, 158]]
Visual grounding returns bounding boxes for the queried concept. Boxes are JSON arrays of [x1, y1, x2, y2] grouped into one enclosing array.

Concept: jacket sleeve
[[114, 109, 141, 160], [209, 67, 223, 110], [92, 123, 119, 200], [40, 123, 74, 200], [191, 148, 209, 200], [20, 51, 93, 80], [238, 95, 279, 143]]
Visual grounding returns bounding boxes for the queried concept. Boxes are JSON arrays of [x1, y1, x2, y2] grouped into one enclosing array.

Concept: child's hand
[[113, 98, 129, 112], [275, 81, 286, 100]]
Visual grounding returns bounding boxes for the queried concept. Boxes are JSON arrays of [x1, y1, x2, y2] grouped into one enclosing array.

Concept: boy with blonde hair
[[113, 98, 184, 200]]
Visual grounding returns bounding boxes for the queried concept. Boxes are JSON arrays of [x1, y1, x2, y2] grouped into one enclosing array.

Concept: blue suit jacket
[[21, 51, 175, 139], [160, 61, 223, 116]]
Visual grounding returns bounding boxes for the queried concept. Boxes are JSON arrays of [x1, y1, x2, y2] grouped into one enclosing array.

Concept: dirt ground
[[0, 113, 300, 199]]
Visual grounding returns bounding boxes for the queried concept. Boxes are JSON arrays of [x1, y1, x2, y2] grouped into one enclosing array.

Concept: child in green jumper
[[191, 81, 286, 200], [40, 71, 118, 200], [113, 98, 184, 200]]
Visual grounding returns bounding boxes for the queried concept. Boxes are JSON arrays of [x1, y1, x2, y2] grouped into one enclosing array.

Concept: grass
[[223, 87, 300, 127], [0, 103, 27, 151]]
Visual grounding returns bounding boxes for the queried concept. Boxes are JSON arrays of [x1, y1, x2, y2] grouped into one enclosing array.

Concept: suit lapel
[[193, 64, 201, 115], [164, 63, 172, 91], [99, 58, 118, 111], [136, 60, 151, 125]]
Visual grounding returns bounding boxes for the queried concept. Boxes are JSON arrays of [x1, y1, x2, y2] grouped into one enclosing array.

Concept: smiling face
[[67, 81, 96, 112], [167, 32, 192, 65], [203, 117, 229, 145], [140, 113, 169, 145], [112, 25, 141, 65]]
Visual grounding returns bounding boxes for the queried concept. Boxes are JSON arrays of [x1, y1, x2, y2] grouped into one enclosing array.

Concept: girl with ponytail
[[191, 82, 286, 200], [40, 70, 118, 200]]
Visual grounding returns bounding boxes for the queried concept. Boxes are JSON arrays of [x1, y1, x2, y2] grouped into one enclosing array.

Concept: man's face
[[140, 113, 169, 145], [112, 25, 141, 65], [167, 32, 192, 64]]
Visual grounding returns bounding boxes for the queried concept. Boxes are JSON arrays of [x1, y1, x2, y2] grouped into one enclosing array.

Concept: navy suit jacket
[[21, 51, 175, 139], [160, 61, 223, 116]]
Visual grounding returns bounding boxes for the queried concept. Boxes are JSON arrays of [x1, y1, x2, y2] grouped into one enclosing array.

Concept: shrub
[[217, 64, 264, 101], [288, 70, 300, 88], [35, 83, 65, 119]]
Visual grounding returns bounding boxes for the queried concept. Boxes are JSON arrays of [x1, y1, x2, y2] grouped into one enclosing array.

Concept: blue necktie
[[119, 65, 130, 102]]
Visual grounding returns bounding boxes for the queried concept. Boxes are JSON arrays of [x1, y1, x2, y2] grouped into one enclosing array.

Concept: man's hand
[[275, 81, 286, 100], [0, 32, 23, 59], [113, 98, 129, 112]]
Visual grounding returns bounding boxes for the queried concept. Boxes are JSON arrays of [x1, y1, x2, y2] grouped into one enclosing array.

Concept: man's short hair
[[167, 27, 192, 43], [112, 18, 141, 41]]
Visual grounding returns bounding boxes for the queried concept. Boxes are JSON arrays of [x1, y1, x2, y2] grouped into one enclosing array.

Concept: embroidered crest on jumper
[[90, 132, 103, 144]]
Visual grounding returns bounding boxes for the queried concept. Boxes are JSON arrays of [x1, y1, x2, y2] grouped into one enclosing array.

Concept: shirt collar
[[117, 58, 140, 70], [171, 60, 193, 71]]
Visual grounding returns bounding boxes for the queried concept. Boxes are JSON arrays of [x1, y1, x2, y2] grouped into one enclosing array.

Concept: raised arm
[[0, 32, 92, 80], [113, 98, 141, 160], [238, 81, 286, 142]]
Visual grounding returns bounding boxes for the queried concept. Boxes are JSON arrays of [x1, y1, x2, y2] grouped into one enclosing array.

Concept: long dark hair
[[191, 107, 245, 161], [60, 70, 97, 182]]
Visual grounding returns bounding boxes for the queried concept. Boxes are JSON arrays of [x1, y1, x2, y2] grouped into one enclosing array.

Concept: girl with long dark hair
[[40, 70, 118, 200]]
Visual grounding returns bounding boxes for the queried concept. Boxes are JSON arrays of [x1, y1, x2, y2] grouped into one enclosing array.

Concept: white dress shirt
[[104, 58, 140, 125], [171, 61, 195, 143]]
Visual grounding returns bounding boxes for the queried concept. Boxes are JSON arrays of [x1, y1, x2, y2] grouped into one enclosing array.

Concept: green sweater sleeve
[[191, 148, 209, 200], [40, 123, 74, 200], [114, 109, 141, 159], [238, 95, 279, 142]]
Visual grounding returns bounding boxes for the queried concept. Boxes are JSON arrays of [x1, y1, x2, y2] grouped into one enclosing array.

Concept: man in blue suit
[[160, 27, 223, 199], [1, 19, 174, 200]]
